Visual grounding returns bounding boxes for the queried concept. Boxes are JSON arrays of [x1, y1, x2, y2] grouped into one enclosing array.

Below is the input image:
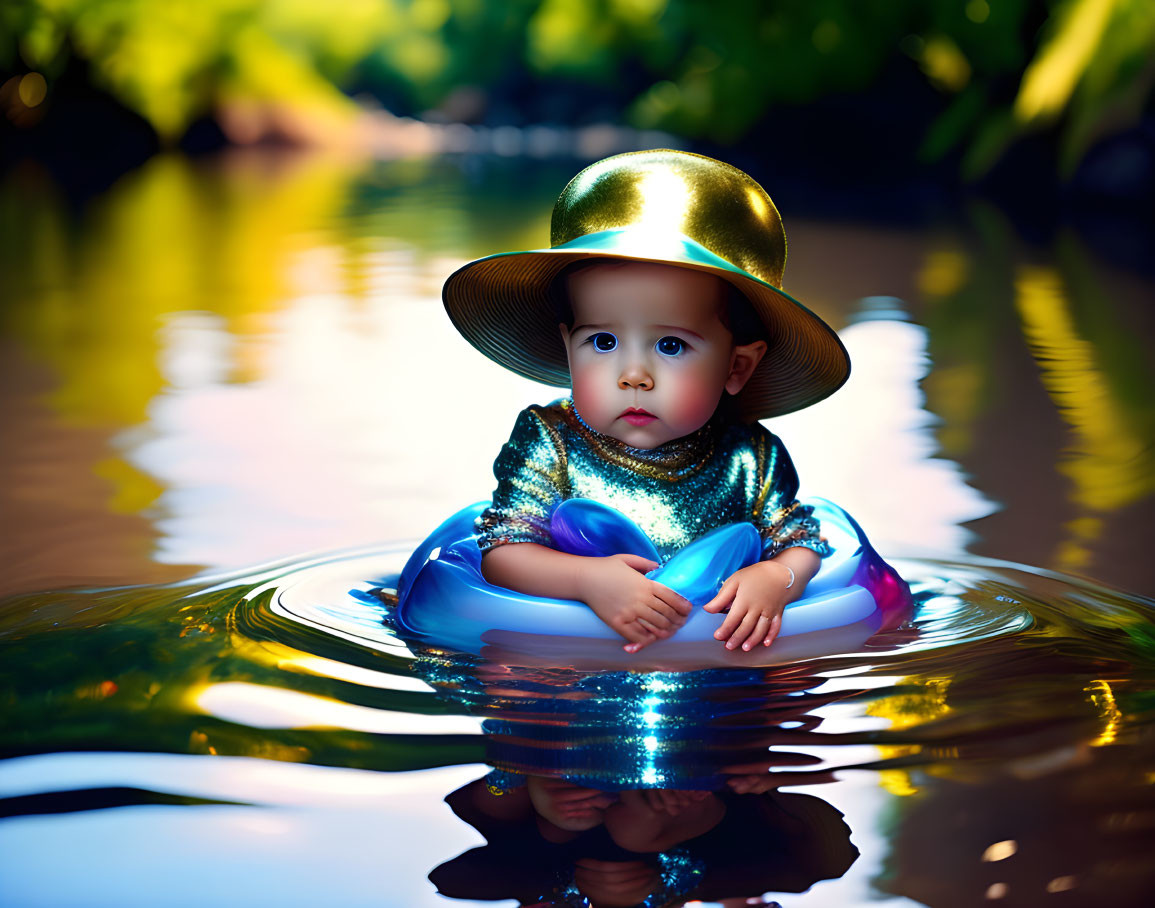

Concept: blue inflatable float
[[393, 499, 911, 669]]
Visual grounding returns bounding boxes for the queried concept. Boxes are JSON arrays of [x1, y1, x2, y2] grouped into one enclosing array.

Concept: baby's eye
[[590, 332, 618, 352], [655, 336, 686, 357]]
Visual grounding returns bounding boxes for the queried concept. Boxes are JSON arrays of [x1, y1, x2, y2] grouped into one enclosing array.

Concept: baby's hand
[[702, 560, 794, 651], [577, 554, 693, 652]]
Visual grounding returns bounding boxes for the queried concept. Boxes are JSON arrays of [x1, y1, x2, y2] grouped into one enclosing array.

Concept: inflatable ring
[[393, 499, 911, 668]]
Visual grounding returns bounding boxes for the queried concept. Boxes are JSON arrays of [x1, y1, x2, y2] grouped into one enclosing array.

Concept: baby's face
[[561, 262, 758, 448]]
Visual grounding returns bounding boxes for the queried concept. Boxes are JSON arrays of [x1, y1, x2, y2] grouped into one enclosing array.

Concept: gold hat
[[443, 149, 849, 419]]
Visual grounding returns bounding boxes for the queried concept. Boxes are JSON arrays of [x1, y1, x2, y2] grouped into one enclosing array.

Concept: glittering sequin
[[476, 399, 831, 561]]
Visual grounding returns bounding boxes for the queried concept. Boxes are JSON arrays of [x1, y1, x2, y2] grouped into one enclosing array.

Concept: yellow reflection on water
[[237, 640, 434, 693], [867, 677, 952, 730], [0, 152, 374, 564], [923, 362, 985, 460], [877, 770, 920, 797], [2, 153, 361, 429], [867, 677, 953, 796], [916, 242, 993, 462], [917, 248, 969, 299], [1, 149, 575, 576], [1013, 264, 1153, 570], [93, 456, 166, 515], [1086, 679, 1122, 747], [916, 210, 1153, 588]]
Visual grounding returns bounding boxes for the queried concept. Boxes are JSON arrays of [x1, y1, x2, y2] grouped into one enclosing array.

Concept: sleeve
[[751, 430, 834, 561], [474, 407, 568, 552]]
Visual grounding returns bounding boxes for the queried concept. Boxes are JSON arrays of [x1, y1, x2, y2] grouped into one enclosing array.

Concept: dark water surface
[[2, 151, 1154, 906]]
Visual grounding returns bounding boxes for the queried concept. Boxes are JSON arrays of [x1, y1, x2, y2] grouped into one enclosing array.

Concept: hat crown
[[550, 150, 787, 289]]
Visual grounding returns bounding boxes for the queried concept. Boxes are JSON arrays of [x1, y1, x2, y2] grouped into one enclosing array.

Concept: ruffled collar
[[560, 398, 722, 480]]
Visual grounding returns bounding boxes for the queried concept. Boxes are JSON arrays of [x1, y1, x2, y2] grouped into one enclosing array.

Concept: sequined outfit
[[476, 399, 831, 562]]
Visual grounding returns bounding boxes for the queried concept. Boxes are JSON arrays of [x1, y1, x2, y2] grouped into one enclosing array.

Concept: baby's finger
[[652, 584, 693, 616], [762, 612, 783, 647], [724, 608, 763, 650], [618, 619, 656, 645], [713, 602, 748, 640], [742, 615, 772, 652], [623, 625, 658, 652], [642, 597, 682, 626], [637, 618, 674, 643], [638, 609, 672, 632], [617, 553, 659, 573], [635, 619, 666, 642], [701, 578, 736, 614]]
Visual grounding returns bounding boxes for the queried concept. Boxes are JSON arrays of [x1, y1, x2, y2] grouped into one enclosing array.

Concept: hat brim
[[443, 229, 850, 420]]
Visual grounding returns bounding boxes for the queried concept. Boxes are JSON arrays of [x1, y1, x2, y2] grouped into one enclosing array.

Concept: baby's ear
[[725, 340, 768, 395]]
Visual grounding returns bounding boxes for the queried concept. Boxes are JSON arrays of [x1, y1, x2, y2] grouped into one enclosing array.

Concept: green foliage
[[1055, 0, 1155, 175], [2, 0, 395, 140], [2, 0, 1152, 175]]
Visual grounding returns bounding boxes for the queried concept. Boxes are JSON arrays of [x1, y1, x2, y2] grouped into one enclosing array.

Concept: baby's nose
[[617, 361, 654, 390]]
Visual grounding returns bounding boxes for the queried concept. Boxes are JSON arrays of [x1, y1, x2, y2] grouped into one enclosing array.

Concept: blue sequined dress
[[476, 399, 832, 563]]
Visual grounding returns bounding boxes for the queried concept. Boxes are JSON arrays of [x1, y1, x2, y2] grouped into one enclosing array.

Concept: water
[[2, 151, 1154, 906], [3, 550, 1153, 905]]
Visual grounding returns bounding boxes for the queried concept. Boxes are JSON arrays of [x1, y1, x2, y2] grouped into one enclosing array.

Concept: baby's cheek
[[570, 365, 614, 421], [571, 370, 597, 405], [673, 377, 723, 424]]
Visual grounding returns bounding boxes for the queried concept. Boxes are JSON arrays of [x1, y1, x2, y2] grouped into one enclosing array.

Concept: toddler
[[443, 150, 849, 653]]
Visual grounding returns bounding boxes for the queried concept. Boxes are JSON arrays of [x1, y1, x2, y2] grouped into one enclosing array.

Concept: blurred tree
[[1, 0, 1152, 178], [1, 0, 392, 142]]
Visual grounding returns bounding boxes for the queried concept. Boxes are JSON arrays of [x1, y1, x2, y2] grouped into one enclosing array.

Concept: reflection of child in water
[[443, 150, 849, 654], [430, 775, 858, 906]]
